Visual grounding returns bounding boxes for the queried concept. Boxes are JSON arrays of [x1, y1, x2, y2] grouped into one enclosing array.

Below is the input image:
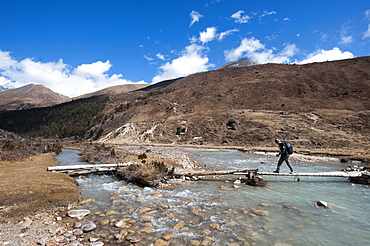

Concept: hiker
[[273, 139, 294, 173]]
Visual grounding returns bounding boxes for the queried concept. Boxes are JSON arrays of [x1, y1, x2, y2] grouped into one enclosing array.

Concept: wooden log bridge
[[236, 171, 363, 178], [173, 169, 258, 177], [47, 163, 131, 176], [174, 169, 364, 181]]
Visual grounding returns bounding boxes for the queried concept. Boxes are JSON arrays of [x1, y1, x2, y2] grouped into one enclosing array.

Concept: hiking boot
[[273, 170, 279, 173]]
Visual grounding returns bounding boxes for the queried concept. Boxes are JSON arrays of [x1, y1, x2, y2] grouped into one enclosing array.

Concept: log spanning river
[[56, 148, 370, 245]]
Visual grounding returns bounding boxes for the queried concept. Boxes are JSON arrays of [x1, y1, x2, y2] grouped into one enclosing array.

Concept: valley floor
[[0, 144, 368, 245]]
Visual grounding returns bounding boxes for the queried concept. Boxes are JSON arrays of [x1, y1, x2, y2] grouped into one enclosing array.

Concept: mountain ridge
[[0, 84, 70, 111], [0, 56, 369, 153]]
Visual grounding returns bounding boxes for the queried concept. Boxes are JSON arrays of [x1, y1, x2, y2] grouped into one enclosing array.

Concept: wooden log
[[47, 163, 131, 172], [174, 168, 258, 177], [244, 171, 363, 177]]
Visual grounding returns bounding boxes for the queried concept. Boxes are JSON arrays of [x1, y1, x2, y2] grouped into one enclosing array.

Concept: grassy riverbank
[[0, 153, 80, 221]]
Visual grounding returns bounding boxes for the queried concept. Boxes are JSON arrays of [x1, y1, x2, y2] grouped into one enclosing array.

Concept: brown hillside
[[74, 83, 149, 99], [0, 84, 70, 111], [92, 57, 370, 154]]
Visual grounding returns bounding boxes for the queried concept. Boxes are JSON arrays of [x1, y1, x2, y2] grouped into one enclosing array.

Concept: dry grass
[[0, 154, 80, 221]]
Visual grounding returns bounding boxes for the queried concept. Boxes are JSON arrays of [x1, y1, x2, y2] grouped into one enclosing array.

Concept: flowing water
[[56, 148, 370, 246]]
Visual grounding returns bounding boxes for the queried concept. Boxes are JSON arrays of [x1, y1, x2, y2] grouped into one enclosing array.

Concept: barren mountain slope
[[74, 83, 149, 99], [94, 57, 370, 152], [0, 84, 70, 111]]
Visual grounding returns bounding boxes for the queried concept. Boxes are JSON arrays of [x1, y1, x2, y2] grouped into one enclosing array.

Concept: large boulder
[[226, 118, 239, 130], [176, 121, 187, 135], [246, 176, 266, 187]]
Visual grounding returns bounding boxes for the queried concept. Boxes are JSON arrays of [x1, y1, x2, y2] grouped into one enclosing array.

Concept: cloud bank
[[297, 47, 354, 64], [152, 44, 214, 83], [0, 50, 145, 97], [223, 37, 355, 65]]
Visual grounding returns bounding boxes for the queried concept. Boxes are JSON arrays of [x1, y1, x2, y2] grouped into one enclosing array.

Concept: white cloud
[[0, 50, 145, 97], [152, 44, 214, 83], [156, 53, 166, 60], [0, 76, 12, 85], [231, 10, 252, 24], [340, 35, 353, 44], [0, 50, 17, 69], [224, 37, 299, 64], [199, 27, 217, 43], [218, 28, 239, 41], [224, 37, 265, 61], [365, 9, 370, 19], [297, 47, 354, 64], [260, 11, 276, 18], [190, 11, 203, 27], [74, 60, 112, 77], [363, 24, 370, 39], [144, 55, 154, 61]]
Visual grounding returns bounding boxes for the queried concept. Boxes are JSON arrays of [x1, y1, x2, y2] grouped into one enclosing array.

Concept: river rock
[[80, 198, 95, 204], [67, 242, 82, 246], [316, 201, 329, 208], [152, 193, 163, 198], [162, 231, 174, 240], [189, 240, 201, 246], [261, 203, 271, 207], [73, 222, 82, 228], [252, 209, 268, 216], [73, 229, 84, 236], [140, 215, 154, 222], [126, 236, 140, 243], [81, 221, 97, 232], [115, 220, 131, 229], [209, 222, 221, 230], [201, 236, 214, 245], [173, 222, 185, 230], [154, 239, 170, 246], [89, 237, 100, 242], [91, 242, 104, 246], [139, 226, 154, 234], [139, 207, 153, 213], [21, 218, 33, 227], [100, 219, 110, 225], [106, 210, 119, 215], [67, 209, 91, 219], [37, 239, 46, 245], [246, 177, 266, 187]]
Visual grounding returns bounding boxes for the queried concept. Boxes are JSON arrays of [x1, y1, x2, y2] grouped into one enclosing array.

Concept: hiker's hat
[[275, 138, 281, 143]]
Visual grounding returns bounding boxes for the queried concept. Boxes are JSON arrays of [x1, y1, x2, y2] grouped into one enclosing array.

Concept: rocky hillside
[[92, 56, 370, 152], [0, 57, 369, 155], [0, 84, 70, 111]]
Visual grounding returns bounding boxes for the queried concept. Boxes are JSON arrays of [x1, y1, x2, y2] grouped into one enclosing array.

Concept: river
[[56, 148, 370, 246]]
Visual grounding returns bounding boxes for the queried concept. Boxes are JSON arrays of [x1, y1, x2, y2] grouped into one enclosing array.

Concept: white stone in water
[[91, 242, 104, 246], [316, 201, 329, 208], [67, 209, 91, 219], [115, 220, 131, 229], [81, 221, 97, 232], [73, 229, 84, 236]]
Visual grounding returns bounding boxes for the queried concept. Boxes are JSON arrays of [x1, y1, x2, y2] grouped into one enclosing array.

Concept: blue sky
[[0, 0, 369, 97]]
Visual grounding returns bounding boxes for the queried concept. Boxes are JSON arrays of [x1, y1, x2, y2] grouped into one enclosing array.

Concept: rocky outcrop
[[245, 176, 266, 187]]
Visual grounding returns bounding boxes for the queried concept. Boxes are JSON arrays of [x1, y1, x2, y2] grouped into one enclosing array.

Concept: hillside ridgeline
[[0, 57, 369, 157]]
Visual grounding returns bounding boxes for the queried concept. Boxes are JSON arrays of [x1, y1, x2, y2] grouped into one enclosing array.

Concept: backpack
[[285, 142, 293, 155]]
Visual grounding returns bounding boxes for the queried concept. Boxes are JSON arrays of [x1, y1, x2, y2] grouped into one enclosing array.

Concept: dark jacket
[[278, 142, 289, 156]]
